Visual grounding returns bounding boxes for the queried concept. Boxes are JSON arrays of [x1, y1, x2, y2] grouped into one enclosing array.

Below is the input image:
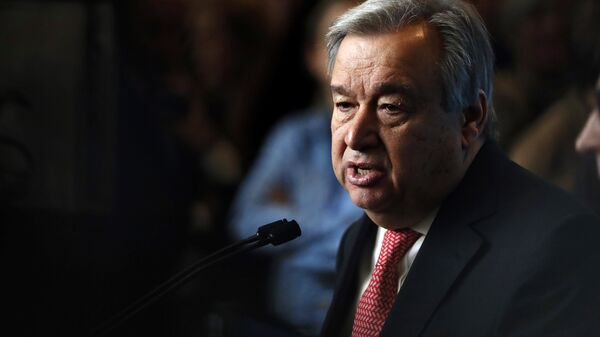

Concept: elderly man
[[320, 1, 600, 337]]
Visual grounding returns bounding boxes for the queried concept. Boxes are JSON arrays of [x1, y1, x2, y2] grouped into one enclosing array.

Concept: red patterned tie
[[351, 228, 421, 337]]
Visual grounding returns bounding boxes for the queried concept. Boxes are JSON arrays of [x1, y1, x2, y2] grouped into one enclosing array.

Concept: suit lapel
[[321, 214, 377, 337], [381, 141, 503, 337]]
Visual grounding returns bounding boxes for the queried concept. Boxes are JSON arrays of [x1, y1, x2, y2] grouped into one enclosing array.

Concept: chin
[[348, 190, 372, 209], [349, 189, 390, 212]]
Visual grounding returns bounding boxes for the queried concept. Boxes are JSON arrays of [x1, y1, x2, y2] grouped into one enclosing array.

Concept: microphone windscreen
[[256, 219, 302, 246]]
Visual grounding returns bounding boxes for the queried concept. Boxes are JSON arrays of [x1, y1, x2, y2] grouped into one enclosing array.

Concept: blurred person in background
[[573, 5, 600, 214], [226, 0, 362, 336], [575, 76, 600, 215], [177, 0, 318, 243], [168, 0, 333, 336], [576, 82, 600, 174], [493, 0, 575, 150], [508, 0, 600, 193], [185, 0, 315, 172]]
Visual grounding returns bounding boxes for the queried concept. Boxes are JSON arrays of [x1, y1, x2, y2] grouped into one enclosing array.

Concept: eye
[[381, 104, 402, 113], [380, 103, 403, 114], [335, 101, 355, 112]]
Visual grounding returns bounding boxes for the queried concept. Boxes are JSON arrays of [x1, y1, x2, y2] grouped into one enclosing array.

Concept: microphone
[[88, 219, 301, 337], [256, 218, 302, 246]]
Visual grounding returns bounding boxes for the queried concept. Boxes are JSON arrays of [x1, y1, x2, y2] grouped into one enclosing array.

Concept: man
[[320, 1, 600, 336]]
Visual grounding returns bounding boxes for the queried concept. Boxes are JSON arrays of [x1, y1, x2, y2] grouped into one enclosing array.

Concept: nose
[[576, 110, 600, 154], [344, 106, 380, 150]]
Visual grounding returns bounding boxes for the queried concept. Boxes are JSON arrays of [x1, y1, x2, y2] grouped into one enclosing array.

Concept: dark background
[[0, 0, 318, 336]]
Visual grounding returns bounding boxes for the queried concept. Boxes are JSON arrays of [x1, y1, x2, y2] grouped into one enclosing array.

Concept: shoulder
[[492, 209, 600, 335], [490, 160, 597, 238], [469, 142, 599, 236], [478, 151, 600, 260], [502, 159, 593, 216], [339, 215, 367, 249], [337, 215, 371, 261]]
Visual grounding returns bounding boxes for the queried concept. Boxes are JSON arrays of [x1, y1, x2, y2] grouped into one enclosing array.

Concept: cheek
[[392, 122, 462, 176], [331, 125, 345, 164], [331, 118, 349, 142], [430, 136, 463, 180]]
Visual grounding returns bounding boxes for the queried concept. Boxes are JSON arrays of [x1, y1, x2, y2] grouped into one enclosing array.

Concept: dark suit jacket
[[321, 141, 600, 337]]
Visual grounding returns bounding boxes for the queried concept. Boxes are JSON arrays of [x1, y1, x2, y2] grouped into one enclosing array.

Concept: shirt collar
[[378, 207, 438, 238], [412, 207, 438, 236]]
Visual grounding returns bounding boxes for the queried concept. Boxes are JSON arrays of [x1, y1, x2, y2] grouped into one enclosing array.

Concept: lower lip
[[345, 167, 384, 186]]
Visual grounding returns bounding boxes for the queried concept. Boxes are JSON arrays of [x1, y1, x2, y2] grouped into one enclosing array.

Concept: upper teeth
[[357, 168, 369, 175]]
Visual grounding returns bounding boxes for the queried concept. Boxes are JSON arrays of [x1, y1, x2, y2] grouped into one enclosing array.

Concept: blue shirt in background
[[228, 107, 363, 336]]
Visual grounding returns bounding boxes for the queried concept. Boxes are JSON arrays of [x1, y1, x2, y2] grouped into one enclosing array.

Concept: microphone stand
[[88, 219, 300, 337]]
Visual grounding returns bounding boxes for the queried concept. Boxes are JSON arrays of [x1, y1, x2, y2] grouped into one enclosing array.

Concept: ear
[[461, 90, 488, 148]]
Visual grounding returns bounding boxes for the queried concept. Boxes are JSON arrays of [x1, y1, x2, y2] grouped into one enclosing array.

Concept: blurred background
[[0, 0, 598, 336]]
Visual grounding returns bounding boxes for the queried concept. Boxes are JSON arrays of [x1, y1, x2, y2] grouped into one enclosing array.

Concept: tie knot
[[380, 228, 421, 265], [385, 227, 420, 246]]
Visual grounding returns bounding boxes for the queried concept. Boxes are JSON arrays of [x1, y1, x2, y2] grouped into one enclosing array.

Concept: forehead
[[331, 22, 442, 94]]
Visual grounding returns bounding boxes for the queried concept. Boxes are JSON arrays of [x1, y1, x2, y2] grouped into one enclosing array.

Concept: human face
[[575, 77, 600, 178], [330, 23, 469, 229]]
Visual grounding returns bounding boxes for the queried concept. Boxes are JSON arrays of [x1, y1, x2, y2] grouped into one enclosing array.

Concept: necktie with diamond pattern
[[351, 228, 421, 337]]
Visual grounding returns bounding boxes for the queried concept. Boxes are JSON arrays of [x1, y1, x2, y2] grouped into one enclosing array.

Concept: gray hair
[[326, 0, 497, 140]]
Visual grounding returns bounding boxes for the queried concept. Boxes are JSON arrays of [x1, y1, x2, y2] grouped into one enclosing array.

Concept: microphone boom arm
[[88, 219, 301, 337]]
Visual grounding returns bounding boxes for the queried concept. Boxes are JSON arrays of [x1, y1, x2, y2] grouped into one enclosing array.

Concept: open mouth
[[346, 163, 383, 186], [356, 167, 371, 176]]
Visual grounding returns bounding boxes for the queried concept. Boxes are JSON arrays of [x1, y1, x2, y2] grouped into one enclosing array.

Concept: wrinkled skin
[[330, 22, 486, 229]]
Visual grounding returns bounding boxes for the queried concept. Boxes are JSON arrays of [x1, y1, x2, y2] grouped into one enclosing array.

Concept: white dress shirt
[[356, 209, 438, 305]]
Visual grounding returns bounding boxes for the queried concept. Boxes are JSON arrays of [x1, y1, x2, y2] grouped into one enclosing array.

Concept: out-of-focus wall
[[0, 1, 116, 213]]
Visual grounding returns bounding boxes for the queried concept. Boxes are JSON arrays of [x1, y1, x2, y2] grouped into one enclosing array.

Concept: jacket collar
[[321, 141, 507, 337], [380, 140, 504, 337]]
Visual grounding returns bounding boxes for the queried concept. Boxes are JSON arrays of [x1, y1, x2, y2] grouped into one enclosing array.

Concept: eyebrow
[[330, 85, 352, 96], [330, 83, 415, 97], [373, 83, 415, 97]]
